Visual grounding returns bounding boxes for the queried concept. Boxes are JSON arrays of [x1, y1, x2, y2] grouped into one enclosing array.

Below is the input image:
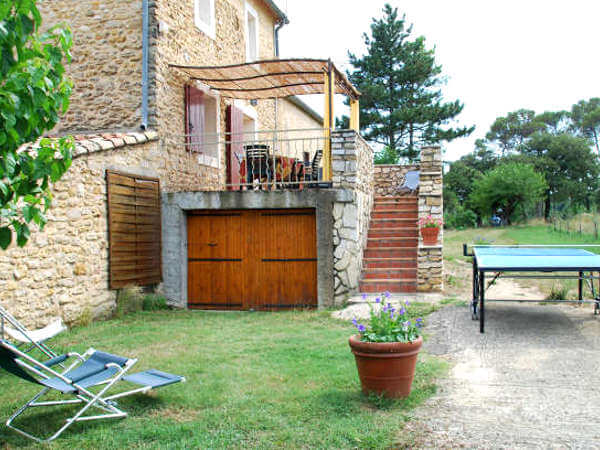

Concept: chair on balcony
[[244, 144, 271, 188], [305, 149, 323, 186]]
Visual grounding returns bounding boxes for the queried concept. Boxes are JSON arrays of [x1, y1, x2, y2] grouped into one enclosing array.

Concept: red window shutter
[[226, 104, 244, 189], [185, 85, 205, 152]]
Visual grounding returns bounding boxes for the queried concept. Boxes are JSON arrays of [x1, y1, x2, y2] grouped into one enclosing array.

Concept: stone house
[[1, 0, 443, 327]]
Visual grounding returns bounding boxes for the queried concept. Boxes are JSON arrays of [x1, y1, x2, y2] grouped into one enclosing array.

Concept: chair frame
[[0, 304, 61, 360], [0, 340, 141, 443]]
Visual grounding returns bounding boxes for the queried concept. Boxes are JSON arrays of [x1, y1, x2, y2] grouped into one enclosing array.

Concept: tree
[[346, 4, 473, 162], [571, 98, 600, 156], [485, 109, 545, 155], [0, 0, 73, 249], [520, 133, 599, 218], [469, 162, 547, 225]]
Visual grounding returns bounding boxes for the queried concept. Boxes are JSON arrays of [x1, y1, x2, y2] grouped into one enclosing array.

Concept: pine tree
[[346, 4, 473, 161]]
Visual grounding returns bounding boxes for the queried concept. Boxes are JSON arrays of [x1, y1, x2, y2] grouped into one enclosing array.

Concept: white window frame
[[194, 0, 216, 40], [245, 2, 260, 62]]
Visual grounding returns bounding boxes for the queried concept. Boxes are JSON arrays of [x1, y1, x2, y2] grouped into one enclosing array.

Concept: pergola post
[[323, 60, 334, 182], [349, 99, 360, 132]]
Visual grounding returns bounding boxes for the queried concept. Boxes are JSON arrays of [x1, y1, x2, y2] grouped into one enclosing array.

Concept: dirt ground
[[336, 256, 600, 448]]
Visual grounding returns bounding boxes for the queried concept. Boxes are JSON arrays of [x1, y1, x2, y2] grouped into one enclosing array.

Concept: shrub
[[115, 285, 144, 317], [546, 284, 569, 301], [444, 206, 477, 229], [143, 294, 169, 311]]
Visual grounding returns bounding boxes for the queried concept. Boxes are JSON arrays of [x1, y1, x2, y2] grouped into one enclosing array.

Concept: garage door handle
[[207, 243, 217, 247]]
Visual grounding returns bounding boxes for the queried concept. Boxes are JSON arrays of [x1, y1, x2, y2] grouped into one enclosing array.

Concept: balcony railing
[[174, 128, 330, 190]]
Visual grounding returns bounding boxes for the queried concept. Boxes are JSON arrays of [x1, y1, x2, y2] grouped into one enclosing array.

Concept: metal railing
[[169, 128, 330, 190]]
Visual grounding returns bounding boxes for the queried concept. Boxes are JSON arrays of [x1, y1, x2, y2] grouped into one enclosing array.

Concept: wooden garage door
[[187, 209, 317, 310]]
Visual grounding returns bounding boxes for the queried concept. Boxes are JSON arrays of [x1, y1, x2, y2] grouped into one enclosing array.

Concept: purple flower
[[405, 320, 412, 327], [404, 300, 410, 307], [399, 307, 406, 315], [357, 324, 366, 332], [389, 311, 394, 319], [416, 317, 424, 328], [387, 303, 392, 310], [384, 291, 391, 298], [382, 304, 388, 312], [361, 293, 367, 301], [375, 297, 381, 304], [352, 318, 358, 326]]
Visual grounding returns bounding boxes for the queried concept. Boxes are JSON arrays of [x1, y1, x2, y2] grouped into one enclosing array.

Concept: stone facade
[[372, 147, 444, 293], [373, 164, 420, 197], [417, 146, 443, 292], [39, 0, 145, 133], [0, 132, 169, 328], [331, 130, 374, 303]]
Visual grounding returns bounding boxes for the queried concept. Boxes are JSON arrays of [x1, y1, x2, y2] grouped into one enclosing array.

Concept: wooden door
[[187, 209, 317, 310]]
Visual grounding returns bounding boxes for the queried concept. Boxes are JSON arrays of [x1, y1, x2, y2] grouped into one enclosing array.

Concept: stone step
[[372, 210, 418, 219], [364, 247, 418, 259], [359, 279, 417, 293], [373, 201, 417, 211], [374, 196, 418, 203], [362, 268, 417, 280], [363, 258, 417, 269], [367, 237, 418, 248], [370, 218, 417, 228], [368, 228, 418, 238]]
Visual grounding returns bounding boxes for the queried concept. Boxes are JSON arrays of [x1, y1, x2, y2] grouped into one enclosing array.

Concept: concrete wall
[[161, 189, 353, 308]]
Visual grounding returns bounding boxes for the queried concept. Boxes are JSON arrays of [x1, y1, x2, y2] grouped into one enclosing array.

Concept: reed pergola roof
[[169, 58, 360, 100]]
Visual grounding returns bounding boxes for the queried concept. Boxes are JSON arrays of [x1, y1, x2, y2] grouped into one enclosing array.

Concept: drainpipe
[[274, 18, 288, 58], [141, 0, 149, 130]]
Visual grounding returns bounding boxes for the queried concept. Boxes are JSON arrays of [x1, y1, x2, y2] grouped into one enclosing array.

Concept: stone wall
[[39, 0, 144, 133], [373, 164, 419, 197], [417, 146, 443, 292], [331, 130, 374, 303], [0, 129, 225, 329]]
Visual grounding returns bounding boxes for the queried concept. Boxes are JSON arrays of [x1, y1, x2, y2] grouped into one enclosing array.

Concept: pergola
[[170, 58, 361, 181]]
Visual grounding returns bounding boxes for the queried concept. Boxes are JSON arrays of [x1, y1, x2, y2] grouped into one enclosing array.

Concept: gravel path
[[405, 301, 600, 449]]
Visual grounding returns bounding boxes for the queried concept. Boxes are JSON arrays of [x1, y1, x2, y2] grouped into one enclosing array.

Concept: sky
[[277, 0, 600, 161]]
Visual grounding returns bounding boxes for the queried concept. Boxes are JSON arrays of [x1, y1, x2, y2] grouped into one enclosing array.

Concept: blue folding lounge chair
[[396, 170, 420, 194], [0, 340, 185, 443]]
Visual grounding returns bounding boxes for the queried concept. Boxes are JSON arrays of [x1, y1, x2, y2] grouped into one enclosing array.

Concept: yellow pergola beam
[[350, 99, 360, 132], [322, 64, 334, 182]]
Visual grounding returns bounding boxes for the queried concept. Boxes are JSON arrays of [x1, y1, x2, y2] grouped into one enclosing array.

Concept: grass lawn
[[445, 222, 600, 298], [0, 308, 446, 449]]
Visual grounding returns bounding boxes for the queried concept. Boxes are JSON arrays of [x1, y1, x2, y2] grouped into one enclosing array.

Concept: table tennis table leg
[[479, 271, 485, 333], [472, 260, 479, 320]]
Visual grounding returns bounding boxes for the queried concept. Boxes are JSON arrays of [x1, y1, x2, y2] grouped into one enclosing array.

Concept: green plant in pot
[[349, 292, 423, 398], [418, 215, 443, 245]]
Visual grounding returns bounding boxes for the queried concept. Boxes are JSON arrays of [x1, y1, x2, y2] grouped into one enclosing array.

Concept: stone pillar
[[417, 146, 443, 292], [330, 130, 374, 303]]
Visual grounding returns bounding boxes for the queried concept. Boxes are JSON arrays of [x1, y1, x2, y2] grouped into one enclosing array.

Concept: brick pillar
[[417, 146, 443, 292]]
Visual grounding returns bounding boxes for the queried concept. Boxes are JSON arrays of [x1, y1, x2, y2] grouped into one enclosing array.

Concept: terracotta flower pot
[[349, 335, 423, 398], [420, 226, 439, 245]]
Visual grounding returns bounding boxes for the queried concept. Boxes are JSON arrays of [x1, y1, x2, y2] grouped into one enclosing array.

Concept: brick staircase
[[359, 196, 418, 293]]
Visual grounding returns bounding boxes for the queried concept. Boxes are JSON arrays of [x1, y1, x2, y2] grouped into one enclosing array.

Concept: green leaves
[[0, 0, 73, 250], [0, 226, 11, 249]]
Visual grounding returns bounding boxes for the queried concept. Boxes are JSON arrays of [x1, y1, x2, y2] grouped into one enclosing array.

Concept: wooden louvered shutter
[[106, 170, 162, 288], [226, 104, 244, 189]]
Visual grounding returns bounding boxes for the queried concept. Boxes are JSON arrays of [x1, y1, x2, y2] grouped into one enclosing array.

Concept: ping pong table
[[463, 245, 600, 333]]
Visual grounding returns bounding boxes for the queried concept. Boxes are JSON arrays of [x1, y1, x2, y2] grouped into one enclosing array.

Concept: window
[[245, 3, 259, 62], [195, 0, 215, 39], [185, 85, 220, 168]]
